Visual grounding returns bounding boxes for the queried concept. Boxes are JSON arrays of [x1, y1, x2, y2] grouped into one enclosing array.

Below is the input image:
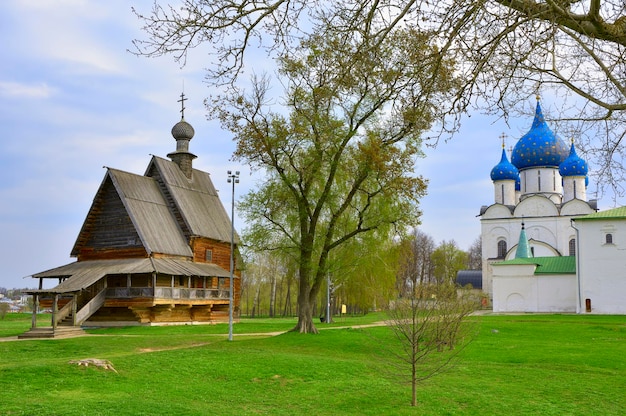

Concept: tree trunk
[[269, 274, 277, 318], [251, 285, 261, 318], [293, 295, 318, 333], [282, 279, 292, 317], [292, 264, 319, 333]]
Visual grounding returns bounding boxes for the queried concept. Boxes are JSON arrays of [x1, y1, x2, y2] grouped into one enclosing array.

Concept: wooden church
[[21, 95, 240, 338]]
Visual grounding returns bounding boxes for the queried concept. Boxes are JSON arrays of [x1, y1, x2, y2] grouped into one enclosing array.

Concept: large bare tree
[[134, 1, 626, 194]]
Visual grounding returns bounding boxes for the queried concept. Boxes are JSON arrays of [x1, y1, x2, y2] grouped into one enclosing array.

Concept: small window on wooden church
[[497, 240, 507, 259], [205, 249, 213, 262], [569, 238, 576, 256], [605, 233, 613, 245]]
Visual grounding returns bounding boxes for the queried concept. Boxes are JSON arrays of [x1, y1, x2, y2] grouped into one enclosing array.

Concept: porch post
[[152, 272, 156, 297], [72, 293, 78, 326], [52, 294, 59, 330], [31, 295, 39, 329]]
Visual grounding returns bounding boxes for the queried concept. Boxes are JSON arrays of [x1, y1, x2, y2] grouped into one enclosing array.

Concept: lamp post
[[227, 170, 239, 341]]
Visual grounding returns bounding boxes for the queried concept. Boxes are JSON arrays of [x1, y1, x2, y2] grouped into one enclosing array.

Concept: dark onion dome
[[559, 142, 588, 177], [511, 99, 569, 170], [171, 118, 195, 140], [515, 176, 521, 192], [490, 148, 520, 181]]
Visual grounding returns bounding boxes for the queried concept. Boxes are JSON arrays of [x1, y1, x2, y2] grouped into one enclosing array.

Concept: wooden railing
[[105, 287, 229, 300], [75, 288, 106, 325], [54, 297, 75, 327]]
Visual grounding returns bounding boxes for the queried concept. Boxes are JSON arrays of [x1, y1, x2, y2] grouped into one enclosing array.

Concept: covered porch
[[20, 257, 235, 338]]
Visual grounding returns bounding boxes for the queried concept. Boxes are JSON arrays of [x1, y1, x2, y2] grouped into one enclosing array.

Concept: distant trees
[[0, 302, 8, 320], [240, 252, 297, 318], [395, 229, 435, 295], [239, 229, 477, 319], [466, 237, 483, 271], [431, 241, 468, 285]]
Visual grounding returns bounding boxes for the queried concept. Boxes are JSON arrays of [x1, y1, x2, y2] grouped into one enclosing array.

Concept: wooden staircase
[[18, 325, 85, 339], [18, 289, 106, 339]]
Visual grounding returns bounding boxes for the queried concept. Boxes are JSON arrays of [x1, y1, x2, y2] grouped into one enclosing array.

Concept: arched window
[[497, 240, 507, 259], [569, 238, 576, 256], [605, 233, 613, 244]]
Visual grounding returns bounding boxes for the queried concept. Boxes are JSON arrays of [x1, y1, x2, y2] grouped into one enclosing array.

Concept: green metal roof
[[493, 256, 576, 274], [515, 226, 532, 258], [575, 206, 626, 221]]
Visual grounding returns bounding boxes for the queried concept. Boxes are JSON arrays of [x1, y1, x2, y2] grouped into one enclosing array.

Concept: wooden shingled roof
[[71, 155, 237, 259], [146, 156, 236, 244]]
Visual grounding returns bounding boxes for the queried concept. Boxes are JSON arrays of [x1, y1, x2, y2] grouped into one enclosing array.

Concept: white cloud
[[4, 1, 130, 75], [0, 81, 55, 99]]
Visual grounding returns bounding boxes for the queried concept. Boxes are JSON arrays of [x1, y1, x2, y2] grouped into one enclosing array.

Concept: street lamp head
[[227, 170, 240, 184]]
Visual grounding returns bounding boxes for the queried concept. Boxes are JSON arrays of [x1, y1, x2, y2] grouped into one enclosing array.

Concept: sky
[[0, 1, 621, 289]]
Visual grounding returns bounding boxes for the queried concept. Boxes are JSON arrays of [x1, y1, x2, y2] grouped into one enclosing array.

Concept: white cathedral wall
[[562, 177, 587, 202], [492, 264, 576, 312], [480, 189, 598, 298], [481, 205, 580, 296], [514, 195, 559, 217], [493, 180, 516, 205], [492, 264, 537, 312], [519, 168, 563, 195], [577, 218, 626, 314], [561, 199, 596, 216]]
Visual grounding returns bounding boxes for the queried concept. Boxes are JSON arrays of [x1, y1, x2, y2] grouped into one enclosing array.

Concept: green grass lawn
[[0, 313, 624, 415]]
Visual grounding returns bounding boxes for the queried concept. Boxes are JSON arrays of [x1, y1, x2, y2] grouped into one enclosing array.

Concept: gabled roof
[[146, 156, 237, 244], [71, 168, 193, 257], [574, 206, 626, 221], [71, 156, 237, 258], [493, 256, 575, 274]]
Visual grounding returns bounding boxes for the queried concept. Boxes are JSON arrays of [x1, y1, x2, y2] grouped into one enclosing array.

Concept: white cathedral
[[479, 97, 626, 314]]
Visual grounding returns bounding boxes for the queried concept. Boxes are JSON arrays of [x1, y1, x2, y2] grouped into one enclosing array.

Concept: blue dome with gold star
[[559, 142, 588, 177], [490, 148, 519, 181], [511, 99, 569, 170]]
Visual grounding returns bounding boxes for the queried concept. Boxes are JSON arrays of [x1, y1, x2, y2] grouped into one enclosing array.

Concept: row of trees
[[239, 230, 482, 321]]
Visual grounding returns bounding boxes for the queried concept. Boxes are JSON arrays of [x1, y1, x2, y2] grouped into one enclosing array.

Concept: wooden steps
[[18, 326, 86, 339]]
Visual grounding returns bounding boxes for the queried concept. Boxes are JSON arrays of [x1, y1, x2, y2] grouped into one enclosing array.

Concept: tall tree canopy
[[208, 27, 454, 332], [134, 0, 626, 194]]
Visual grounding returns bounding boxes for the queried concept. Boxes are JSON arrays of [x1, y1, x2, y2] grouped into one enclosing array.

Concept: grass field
[[0, 313, 624, 415]]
